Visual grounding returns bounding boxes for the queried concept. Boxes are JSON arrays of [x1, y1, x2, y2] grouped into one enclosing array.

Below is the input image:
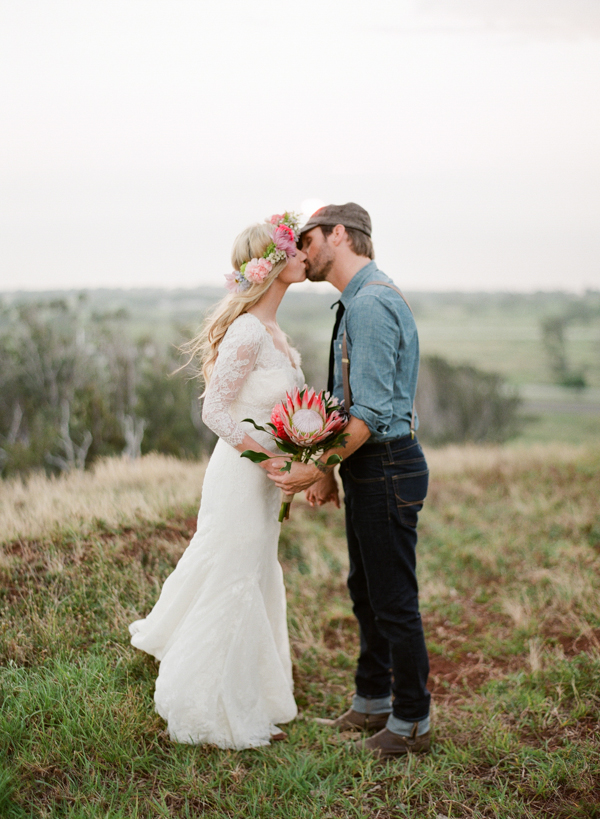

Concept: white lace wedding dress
[[129, 313, 303, 749]]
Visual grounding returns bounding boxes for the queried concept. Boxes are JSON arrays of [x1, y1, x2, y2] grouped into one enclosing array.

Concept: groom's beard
[[305, 244, 335, 282]]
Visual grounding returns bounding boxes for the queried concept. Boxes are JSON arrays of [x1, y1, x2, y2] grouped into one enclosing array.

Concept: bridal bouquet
[[240, 387, 349, 521]]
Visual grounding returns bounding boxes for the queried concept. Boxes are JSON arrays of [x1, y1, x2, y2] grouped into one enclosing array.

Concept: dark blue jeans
[[340, 434, 430, 722]]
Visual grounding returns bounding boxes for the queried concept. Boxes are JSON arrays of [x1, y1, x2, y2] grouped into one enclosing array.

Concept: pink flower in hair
[[225, 271, 251, 293], [244, 257, 273, 284], [273, 224, 297, 257], [224, 272, 239, 293], [270, 214, 284, 224]]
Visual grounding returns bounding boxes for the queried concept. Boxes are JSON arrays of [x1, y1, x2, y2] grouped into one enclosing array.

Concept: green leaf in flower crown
[[240, 450, 271, 463]]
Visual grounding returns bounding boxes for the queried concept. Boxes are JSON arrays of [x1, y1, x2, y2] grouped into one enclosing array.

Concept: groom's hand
[[306, 472, 340, 508], [267, 461, 321, 494]]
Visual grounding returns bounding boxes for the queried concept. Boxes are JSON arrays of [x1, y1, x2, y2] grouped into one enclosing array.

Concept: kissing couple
[[129, 202, 431, 760]]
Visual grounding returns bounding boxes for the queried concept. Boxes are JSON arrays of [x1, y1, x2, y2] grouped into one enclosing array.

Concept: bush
[[416, 355, 523, 445]]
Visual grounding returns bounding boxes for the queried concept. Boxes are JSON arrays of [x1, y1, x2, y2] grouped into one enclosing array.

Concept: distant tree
[[0, 300, 96, 474], [416, 356, 523, 445], [135, 346, 213, 459], [541, 316, 586, 389]]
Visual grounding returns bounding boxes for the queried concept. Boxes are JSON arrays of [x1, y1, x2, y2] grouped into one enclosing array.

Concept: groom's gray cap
[[299, 202, 372, 237]]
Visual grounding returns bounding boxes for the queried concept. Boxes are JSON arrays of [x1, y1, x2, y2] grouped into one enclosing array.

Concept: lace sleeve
[[201, 314, 265, 447]]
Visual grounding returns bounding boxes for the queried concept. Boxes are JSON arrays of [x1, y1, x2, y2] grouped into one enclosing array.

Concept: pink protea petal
[[270, 387, 349, 448], [271, 403, 291, 442], [302, 387, 315, 410], [313, 395, 326, 416]]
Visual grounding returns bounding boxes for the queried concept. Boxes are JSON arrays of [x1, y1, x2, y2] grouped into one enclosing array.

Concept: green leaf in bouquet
[[240, 450, 271, 463], [279, 461, 293, 473], [325, 454, 343, 465], [275, 440, 298, 455], [241, 418, 270, 433], [327, 432, 349, 448]]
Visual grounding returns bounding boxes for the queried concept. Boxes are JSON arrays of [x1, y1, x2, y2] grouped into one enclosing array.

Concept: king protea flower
[[241, 385, 349, 522], [272, 387, 346, 447]]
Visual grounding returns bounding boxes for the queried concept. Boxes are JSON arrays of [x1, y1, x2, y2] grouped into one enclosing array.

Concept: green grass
[[1, 446, 599, 817], [513, 412, 600, 447]]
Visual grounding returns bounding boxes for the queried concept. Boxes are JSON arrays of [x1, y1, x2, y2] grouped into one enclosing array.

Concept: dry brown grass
[[0, 454, 206, 544], [424, 441, 591, 474]]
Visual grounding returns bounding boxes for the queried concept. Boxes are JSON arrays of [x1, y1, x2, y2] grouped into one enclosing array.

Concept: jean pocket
[[344, 452, 386, 485], [392, 470, 429, 527]]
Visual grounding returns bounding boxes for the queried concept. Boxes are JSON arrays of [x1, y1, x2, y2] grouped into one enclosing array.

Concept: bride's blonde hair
[[181, 222, 289, 387]]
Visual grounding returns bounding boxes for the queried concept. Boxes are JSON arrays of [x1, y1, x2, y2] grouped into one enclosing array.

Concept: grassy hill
[[1, 449, 599, 817]]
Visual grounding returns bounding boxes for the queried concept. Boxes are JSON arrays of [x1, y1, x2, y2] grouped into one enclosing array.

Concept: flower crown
[[225, 212, 301, 294]]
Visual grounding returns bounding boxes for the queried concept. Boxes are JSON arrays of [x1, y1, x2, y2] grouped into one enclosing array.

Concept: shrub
[[416, 355, 523, 444]]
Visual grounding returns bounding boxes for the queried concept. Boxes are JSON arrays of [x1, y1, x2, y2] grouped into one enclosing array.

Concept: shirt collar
[[339, 261, 379, 308]]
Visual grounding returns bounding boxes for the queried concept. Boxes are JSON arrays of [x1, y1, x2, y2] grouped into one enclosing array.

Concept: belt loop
[[385, 442, 393, 462]]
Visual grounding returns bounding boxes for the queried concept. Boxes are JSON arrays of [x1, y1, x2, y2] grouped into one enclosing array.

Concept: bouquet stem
[[279, 492, 294, 522]]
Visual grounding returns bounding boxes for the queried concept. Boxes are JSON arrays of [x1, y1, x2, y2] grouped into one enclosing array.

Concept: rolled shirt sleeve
[[345, 294, 402, 436]]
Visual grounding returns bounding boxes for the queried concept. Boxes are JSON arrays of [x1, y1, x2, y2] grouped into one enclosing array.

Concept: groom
[[269, 202, 431, 759]]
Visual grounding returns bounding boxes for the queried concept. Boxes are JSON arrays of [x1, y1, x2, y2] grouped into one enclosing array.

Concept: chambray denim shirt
[[332, 261, 420, 442]]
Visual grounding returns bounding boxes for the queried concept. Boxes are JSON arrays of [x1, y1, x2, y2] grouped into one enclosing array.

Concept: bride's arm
[[201, 318, 275, 467]]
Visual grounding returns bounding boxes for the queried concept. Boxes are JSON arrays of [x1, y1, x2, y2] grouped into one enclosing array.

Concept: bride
[[129, 213, 307, 749]]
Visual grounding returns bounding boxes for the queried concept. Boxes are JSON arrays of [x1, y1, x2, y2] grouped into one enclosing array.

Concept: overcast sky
[[1, 0, 600, 292]]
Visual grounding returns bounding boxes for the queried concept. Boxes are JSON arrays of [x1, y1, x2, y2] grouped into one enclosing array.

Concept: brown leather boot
[[355, 723, 431, 759], [314, 708, 390, 733]]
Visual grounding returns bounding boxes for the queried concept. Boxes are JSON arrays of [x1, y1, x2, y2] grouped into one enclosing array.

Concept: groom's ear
[[329, 224, 347, 246]]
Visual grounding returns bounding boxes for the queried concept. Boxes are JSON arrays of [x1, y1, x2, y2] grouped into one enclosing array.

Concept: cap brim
[[299, 220, 371, 237], [299, 220, 324, 236]]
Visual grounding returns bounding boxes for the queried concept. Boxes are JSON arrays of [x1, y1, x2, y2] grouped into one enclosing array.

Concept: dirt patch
[[1, 517, 198, 569], [428, 650, 517, 702], [422, 602, 522, 701], [2, 515, 198, 556], [556, 630, 600, 656]]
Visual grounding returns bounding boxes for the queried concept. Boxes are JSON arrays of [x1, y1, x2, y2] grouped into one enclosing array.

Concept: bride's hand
[[267, 461, 320, 494], [262, 456, 288, 473]]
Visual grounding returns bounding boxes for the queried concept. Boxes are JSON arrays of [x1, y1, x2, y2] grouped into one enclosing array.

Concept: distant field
[[3, 288, 600, 445], [1, 450, 599, 817], [417, 319, 599, 388], [4, 288, 598, 386]]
